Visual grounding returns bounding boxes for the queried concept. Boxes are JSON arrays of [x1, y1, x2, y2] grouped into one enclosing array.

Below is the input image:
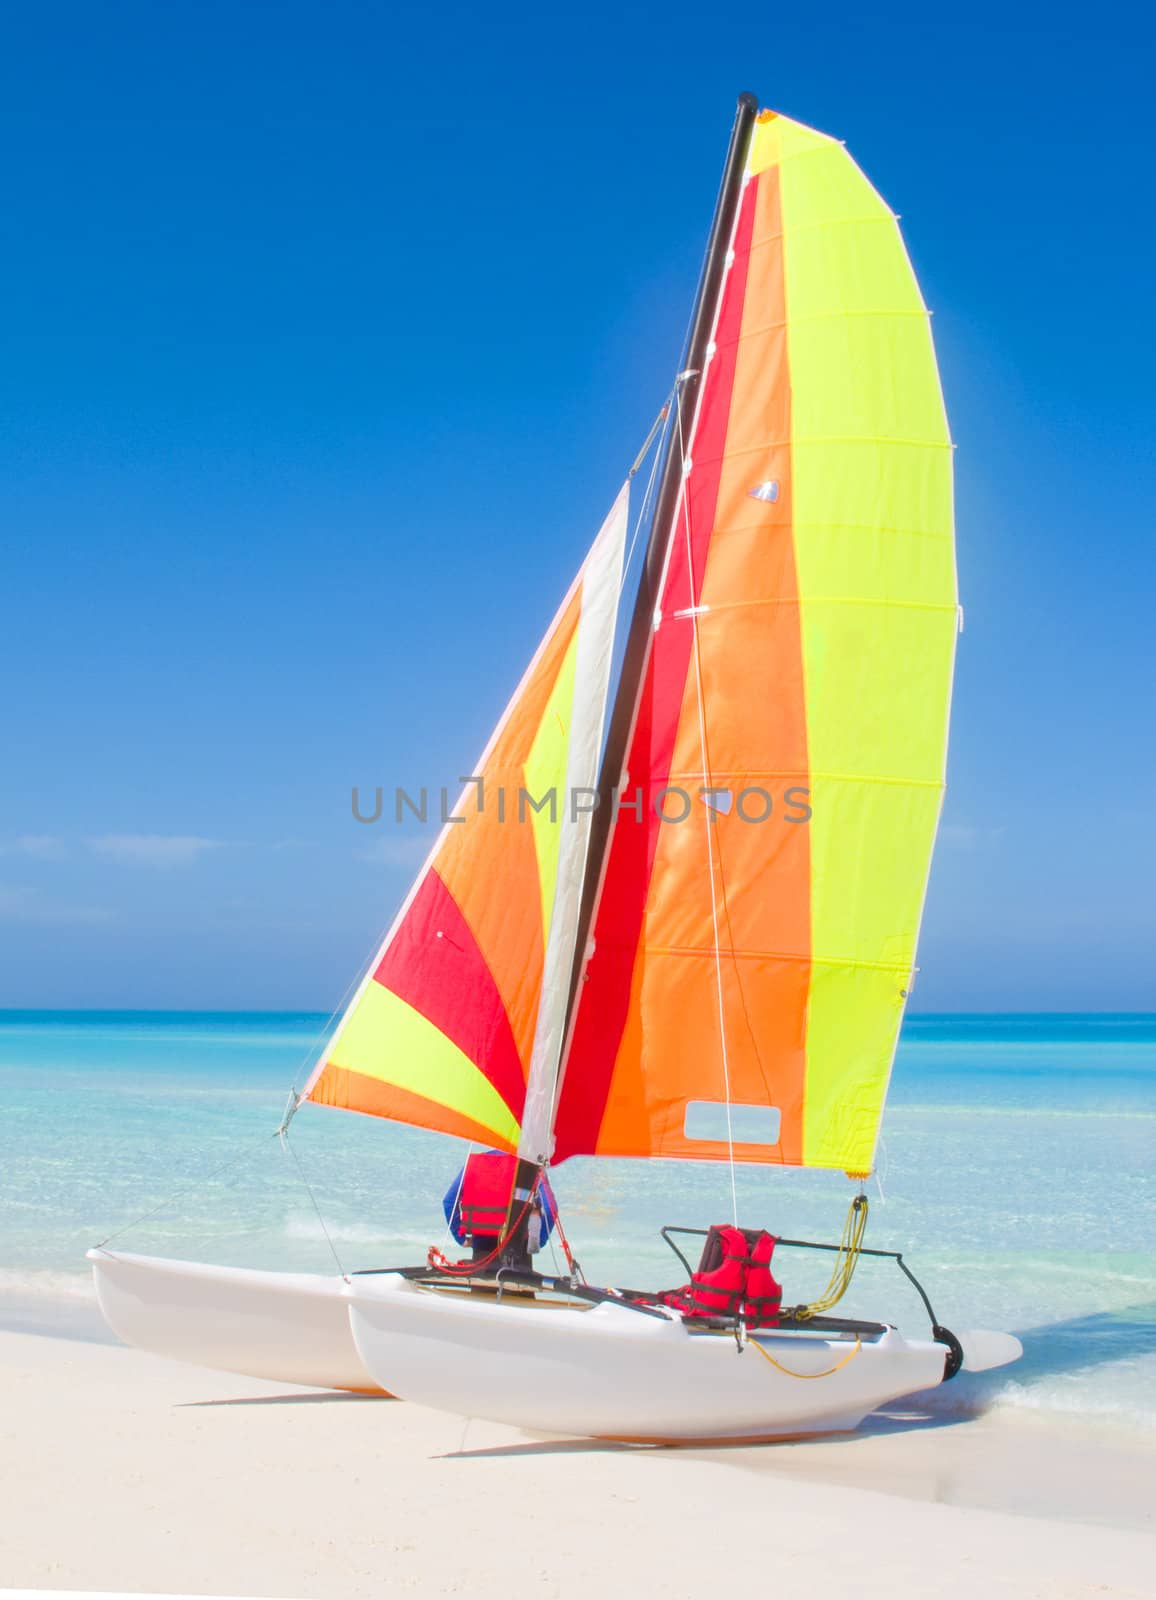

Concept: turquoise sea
[[1, 1010, 1153, 1430]]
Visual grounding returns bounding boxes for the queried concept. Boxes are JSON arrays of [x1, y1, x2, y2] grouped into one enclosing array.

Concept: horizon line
[[1, 1006, 1154, 1019]]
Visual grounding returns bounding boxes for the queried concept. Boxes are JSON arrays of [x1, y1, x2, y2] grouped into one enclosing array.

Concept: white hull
[[346, 1274, 956, 1442], [88, 1248, 387, 1394]]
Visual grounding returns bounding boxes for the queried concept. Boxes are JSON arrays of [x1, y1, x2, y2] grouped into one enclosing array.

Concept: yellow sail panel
[[320, 981, 521, 1146], [554, 113, 955, 1177], [766, 116, 956, 1170]]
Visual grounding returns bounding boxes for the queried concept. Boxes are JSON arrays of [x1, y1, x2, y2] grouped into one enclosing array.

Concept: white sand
[[1, 1329, 1153, 1598]]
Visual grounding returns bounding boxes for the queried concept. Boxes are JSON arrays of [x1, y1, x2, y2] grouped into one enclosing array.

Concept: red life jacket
[[456, 1150, 516, 1243], [661, 1224, 782, 1328], [743, 1228, 782, 1327]]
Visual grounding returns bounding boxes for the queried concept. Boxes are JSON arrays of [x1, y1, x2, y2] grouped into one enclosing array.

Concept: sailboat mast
[[564, 92, 760, 1040], [499, 96, 759, 1259]]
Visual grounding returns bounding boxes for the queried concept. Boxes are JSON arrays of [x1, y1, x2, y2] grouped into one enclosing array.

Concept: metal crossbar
[[351, 1264, 674, 1320], [659, 1224, 944, 1335]]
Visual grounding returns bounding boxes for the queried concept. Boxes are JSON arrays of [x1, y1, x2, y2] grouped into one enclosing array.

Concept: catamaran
[[92, 94, 1020, 1440]]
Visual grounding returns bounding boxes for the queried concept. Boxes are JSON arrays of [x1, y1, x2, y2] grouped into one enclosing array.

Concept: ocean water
[[1, 1010, 1153, 1431]]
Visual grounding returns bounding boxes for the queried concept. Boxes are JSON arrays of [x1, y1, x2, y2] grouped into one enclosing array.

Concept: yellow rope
[[740, 1194, 869, 1380], [793, 1193, 869, 1321], [748, 1332, 862, 1379]]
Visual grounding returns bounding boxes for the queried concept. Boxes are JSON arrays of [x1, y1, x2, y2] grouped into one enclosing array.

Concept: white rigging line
[[675, 398, 739, 1228], [438, 1144, 474, 1254], [94, 1128, 280, 1250], [874, 1134, 890, 1204], [281, 1133, 349, 1278], [620, 391, 675, 592]]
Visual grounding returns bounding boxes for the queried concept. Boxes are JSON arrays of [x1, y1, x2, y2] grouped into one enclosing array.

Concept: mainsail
[[552, 112, 957, 1177], [302, 487, 628, 1150]]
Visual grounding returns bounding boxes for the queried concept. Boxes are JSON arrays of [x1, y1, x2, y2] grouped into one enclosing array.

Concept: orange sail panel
[[553, 113, 956, 1176], [303, 488, 629, 1149]]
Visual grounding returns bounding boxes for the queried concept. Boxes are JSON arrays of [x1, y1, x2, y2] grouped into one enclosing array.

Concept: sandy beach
[[1, 1325, 1152, 1599]]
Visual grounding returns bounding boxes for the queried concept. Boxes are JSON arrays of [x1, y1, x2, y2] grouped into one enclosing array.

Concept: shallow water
[[1, 1009, 1153, 1430]]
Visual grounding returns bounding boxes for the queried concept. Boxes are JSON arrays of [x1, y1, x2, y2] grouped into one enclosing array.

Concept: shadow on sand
[[440, 1302, 1156, 1458]]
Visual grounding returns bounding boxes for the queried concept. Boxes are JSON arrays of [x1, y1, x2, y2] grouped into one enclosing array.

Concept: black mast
[[499, 95, 760, 1270], [564, 93, 760, 1033]]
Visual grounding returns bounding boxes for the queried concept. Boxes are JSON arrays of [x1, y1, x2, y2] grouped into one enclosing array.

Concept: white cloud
[[939, 823, 979, 848], [0, 885, 112, 926], [89, 834, 223, 868], [939, 823, 1007, 850]]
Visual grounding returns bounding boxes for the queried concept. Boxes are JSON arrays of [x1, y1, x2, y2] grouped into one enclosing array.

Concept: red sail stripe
[[374, 867, 526, 1123], [553, 180, 759, 1161]]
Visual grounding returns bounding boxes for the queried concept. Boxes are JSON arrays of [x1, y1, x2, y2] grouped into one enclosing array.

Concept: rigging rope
[[748, 1331, 862, 1380], [94, 1129, 281, 1250], [280, 1131, 349, 1278], [427, 1168, 581, 1281], [629, 401, 670, 480], [438, 1143, 474, 1254], [550, 1196, 581, 1280], [619, 388, 674, 601], [792, 1193, 869, 1321], [426, 1184, 541, 1276]]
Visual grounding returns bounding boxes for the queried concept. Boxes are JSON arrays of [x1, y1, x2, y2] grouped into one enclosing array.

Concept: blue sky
[[1, 4, 1152, 1010]]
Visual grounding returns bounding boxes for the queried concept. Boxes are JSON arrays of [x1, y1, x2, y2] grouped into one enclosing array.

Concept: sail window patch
[[699, 787, 733, 815], [684, 1101, 781, 1145], [748, 479, 780, 503]]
